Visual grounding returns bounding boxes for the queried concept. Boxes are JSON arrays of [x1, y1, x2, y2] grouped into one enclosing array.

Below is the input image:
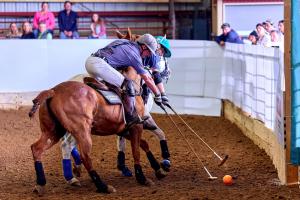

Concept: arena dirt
[[0, 107, 300, 200]]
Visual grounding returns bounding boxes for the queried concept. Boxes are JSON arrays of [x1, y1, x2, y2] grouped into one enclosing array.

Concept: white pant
[[85, 56, 125, 87]]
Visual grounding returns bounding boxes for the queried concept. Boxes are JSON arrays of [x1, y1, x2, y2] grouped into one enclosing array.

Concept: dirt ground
[[0, 107, 300, 200]]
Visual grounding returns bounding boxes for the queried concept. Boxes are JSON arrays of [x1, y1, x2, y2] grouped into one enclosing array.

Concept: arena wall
[[223, 100, 286, 184], [0, 39, 286, 183]]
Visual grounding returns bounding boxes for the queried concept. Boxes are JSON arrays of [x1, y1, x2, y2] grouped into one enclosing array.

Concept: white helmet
[[137, 34, 158, 55]]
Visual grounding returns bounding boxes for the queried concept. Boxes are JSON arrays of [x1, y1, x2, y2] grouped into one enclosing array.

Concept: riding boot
[[121, 79, 145, 130]]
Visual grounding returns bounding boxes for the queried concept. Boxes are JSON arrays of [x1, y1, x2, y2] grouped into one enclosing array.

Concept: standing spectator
[[278, 20, 284, 35], [265, 19, 275, 33], [21, 21, 35, 39], [247, 30, 259, 45], [58, 1, 79, 39], [215, 23, 243, 46], [88, 13, 106, 39], [36, 22, 52, 39], [33, 2, 55, 37], [270, 30, 283, 51], [6, 22, 21, 39], [256, 23, 271, 47], [278, 20, 284, 43]]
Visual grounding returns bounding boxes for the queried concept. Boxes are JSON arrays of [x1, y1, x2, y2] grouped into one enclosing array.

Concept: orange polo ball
[[223, 175, 233, 185]]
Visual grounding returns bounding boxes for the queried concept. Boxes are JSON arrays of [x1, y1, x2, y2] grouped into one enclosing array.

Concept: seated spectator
[[58, 1, 79, 39], [6, 22, 21, 39], [256, 23, 271, 47], [36, 22, 52, 39], [265, 19, 275, 33], [88, 13, 106, 39], [215, 23, 243, 46], [33, 2, 55, 37], [247, 30, 259, 45], [21, 21, 35, 39]]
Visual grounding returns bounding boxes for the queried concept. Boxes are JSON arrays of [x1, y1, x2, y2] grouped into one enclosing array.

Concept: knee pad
[[152, 71, 162, 85]]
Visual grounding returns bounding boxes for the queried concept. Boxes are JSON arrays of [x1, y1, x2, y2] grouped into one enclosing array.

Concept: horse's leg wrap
[[134, 164, 146, 185], [160, 140, 170, 159], [34, 161, 46, 186], [62, 159, 73, 181], [146, 152, 160, 171], [117, 151, 133, 177], [117, 151, 126, 170], [89, 170, 108, 193], [71, 147, 81, 166]]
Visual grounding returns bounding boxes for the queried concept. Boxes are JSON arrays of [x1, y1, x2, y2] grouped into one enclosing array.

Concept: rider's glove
[[161, 92, 169, 105], [154, 94, 162, 106]]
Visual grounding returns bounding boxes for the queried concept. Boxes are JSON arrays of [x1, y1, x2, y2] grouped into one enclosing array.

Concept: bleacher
[[0, 10, 193, 39]]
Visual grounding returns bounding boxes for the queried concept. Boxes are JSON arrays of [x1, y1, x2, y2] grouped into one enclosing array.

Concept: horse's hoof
[[155, 168, 167, 180], [145, 178, 155, 186], [33, 185, 45, 196], [107, 185, 117, 193], [160, 159, 171, 172], [68, 177, 81, 187], [73, 165, 82, 177], [121, 167, 133, 177], [97, 185, 116, 193]]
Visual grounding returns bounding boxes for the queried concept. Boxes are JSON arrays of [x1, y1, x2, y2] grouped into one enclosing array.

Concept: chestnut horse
[[29, 68, 164, 195]]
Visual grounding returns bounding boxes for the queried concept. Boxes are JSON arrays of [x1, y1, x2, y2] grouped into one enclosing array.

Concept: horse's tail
[[28, 89, 55, 118]]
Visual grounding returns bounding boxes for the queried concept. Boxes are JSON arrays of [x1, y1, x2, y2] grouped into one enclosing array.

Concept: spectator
[[88, 13, 106, 39], [270, 30, 283, 51], [256, 23, 271, 47], [58, 1, 79, 39], [278, 20, 284, 43], [36, 22, 52, 39], [33, 2, 55, 37], [265, 19, 275, 33], [215, 23, 243, 46], [278, 20, 284, 35], [21, 21, 35, 39], [248, 30, 259, 45], [6, 22, 21, 39]]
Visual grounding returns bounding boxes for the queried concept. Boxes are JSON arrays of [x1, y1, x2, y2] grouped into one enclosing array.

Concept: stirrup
[[125, 115, 149, 130]]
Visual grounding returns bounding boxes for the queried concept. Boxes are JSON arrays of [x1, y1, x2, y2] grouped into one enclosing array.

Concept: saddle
[[83, 77, 122, 105]]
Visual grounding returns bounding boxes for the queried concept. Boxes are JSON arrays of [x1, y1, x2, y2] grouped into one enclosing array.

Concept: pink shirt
[[33, 11, 55, 30]]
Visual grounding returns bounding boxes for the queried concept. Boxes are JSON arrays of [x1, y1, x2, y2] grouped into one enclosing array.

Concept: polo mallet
[[164, 103, 228, 167], [159, 104, 217, 180]]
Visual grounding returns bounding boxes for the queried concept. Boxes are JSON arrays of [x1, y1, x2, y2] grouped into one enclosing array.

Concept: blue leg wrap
[[62, 159, 73, 181], [34, 161, 46, 186], [71, 147, 81, 166]]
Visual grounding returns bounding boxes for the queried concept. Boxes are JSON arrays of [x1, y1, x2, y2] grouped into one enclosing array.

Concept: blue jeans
[[60, 31, 80, 39]]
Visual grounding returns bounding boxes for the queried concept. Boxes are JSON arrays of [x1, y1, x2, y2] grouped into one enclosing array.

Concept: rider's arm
[[140, 73, 160, 96], [151, 69, 165, 94]]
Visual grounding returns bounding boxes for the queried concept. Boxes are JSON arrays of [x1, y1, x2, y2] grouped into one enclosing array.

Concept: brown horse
[[29, 68, 165, 195]]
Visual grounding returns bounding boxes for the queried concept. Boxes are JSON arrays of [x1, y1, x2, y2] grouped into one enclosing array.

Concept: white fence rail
[[0, 40, 283, 138]]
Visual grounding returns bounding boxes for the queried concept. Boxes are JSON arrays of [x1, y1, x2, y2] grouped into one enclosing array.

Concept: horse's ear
[[116, 29, 124, 39], [125, 27, 132, 40]]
